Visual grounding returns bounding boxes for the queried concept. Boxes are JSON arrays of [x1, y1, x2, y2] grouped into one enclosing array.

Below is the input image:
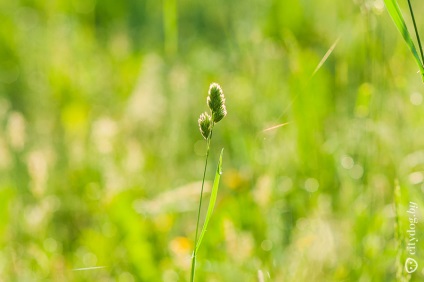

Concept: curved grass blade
[[384, 0, 424, 80], [195, 148, 224, 253]]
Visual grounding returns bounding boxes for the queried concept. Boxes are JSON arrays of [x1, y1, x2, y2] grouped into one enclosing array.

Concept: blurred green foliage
[[1, 0, 424, 281]]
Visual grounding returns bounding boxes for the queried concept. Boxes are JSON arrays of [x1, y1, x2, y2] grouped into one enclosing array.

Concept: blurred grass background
[[1, 0, 424, 281]]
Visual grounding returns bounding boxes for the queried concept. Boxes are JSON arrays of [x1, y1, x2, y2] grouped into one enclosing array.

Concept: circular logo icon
[[405, 258, 418, 273]]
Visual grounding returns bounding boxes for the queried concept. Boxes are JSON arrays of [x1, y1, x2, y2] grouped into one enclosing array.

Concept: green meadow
[[1, 0, 424, 281]]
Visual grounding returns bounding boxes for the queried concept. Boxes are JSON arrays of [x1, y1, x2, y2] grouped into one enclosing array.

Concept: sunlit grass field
[[1, 0, 424, 281]]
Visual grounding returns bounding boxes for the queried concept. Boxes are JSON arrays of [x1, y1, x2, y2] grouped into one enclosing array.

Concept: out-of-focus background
[[1, 0, 424, 281]]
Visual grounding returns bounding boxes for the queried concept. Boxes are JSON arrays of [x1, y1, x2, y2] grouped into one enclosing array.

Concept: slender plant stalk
[[394, 180, 403, 281], [190, 127, 212, 282], [406, 0, 424, 65], [394, 180, 411, 282], [191, 83, 227, 282], [384, 0, 424, 80]]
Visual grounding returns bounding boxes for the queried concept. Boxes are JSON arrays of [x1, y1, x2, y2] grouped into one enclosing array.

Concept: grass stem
[[190, 126, 213, 282], [191, 83, 226, 281], [407, 0, 424, 66]]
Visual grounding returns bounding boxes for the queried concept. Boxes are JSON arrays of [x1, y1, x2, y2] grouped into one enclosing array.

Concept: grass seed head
[[198, 112, 212, 139], [207, 83, 227, 123]]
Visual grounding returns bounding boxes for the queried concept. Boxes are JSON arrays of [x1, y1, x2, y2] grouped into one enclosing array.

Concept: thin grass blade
[[311, 37, 340, 78], [384, 0, 424, 80], [195, 148, 224, 253]]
